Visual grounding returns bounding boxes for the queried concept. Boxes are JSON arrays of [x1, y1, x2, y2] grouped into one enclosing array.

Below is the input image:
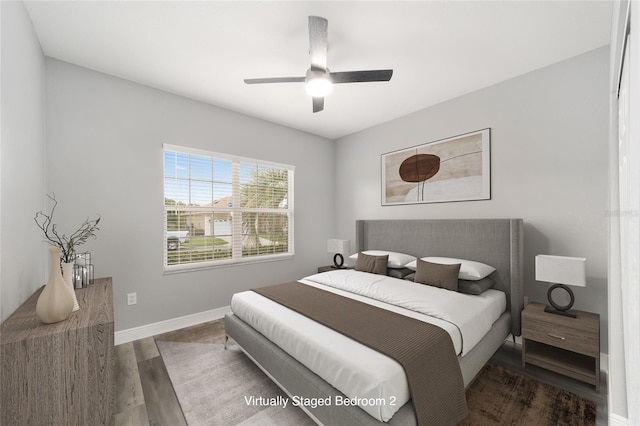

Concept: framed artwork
[[381, 128, 491, 205]]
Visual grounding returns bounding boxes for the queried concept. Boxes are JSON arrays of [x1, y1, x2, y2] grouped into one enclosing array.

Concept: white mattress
[[230, 270, 506, 422]]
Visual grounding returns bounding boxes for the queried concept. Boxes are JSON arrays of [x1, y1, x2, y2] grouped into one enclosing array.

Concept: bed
[[224, 218, 524, 425]]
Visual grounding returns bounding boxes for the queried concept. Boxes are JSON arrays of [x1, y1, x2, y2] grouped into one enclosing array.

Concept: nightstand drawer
[[523, 318, 599, 357]]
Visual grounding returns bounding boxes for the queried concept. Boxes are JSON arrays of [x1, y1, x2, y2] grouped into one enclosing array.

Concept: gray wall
[[45, 59, 334, 331], [0, 1, 46, 322], [334, 47, 610, 352]]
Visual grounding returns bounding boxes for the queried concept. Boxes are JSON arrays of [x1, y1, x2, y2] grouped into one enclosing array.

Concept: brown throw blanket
[[253, 281, 468, 426]]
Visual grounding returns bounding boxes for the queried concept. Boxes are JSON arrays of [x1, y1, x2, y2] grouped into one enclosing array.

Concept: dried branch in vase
[[34, 193, 101, 263]]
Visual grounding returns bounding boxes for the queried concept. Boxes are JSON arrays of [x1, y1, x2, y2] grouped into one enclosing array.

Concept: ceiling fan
[[244, 16, 393, 113]]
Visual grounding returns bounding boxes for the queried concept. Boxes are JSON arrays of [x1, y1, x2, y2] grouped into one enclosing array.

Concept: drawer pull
[[547, 333, 566, 341]]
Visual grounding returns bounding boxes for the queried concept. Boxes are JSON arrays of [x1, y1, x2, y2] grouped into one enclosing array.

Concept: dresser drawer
[[523, 318, 599, 357]]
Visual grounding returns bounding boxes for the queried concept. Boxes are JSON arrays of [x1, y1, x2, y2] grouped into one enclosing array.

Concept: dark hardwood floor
[[114, 319, 607, 425]]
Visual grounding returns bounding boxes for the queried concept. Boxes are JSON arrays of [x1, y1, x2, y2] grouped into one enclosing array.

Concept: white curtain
[[616, 32, 640, 425]]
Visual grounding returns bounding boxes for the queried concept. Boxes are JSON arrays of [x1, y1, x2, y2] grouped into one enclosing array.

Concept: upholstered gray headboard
[[355, 219, 524, 336]]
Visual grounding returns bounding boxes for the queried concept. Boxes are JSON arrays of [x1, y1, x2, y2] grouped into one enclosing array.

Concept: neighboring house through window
[[163, 144, 294, 272]]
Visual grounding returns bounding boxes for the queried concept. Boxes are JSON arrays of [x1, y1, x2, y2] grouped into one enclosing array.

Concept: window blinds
[[163, 144, 294, 271]]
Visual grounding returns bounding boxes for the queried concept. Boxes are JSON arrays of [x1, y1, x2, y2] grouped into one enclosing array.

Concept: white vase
[[36, 247, 74, 323], [62, 262, 80, 311]]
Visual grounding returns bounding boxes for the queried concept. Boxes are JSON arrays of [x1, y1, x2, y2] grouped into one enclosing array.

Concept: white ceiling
[[24, 1, 612, 140]]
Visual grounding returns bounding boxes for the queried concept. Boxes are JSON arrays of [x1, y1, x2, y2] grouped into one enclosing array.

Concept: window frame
[[162, 144, 295, 273]]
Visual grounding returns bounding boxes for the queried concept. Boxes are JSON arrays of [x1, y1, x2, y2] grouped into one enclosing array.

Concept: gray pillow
[[458, 277, 495, 295], [414, 259, 461, 291], [405, 272, 495, 295], [387, 267, 414, 279], [355, 252, 388, 275]]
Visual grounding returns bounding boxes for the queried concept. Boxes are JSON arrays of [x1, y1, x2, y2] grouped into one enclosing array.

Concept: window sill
[[163, 253, 295, 274]]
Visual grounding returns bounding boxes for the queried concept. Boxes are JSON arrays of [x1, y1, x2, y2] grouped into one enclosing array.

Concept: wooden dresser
[[1, 278, 115, 425]]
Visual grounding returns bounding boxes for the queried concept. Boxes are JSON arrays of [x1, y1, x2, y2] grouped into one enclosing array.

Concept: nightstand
[[317, 265, 352, 273], [522, 302, 600, 391]]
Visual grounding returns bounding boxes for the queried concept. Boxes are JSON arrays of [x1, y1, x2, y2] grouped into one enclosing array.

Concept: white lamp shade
[[535, 255, 586, 287], [305, 69, 333, 97], [305, 77, 333, 97], [327, 239, 350, 255]]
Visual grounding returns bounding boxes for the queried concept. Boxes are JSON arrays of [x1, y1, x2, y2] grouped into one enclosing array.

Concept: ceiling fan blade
[[312, 97, 324, 113], [309, 16, 328, 71], [244, 77, 305, 84], [330, 69, 393, 84]]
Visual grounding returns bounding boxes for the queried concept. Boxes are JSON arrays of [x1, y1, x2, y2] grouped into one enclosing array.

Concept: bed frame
[[225, 218, 524, 425]]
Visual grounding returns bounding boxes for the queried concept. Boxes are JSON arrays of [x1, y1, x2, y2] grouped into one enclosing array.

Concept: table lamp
[[535, 254, 586, 318], [327, 239, 350, 268]]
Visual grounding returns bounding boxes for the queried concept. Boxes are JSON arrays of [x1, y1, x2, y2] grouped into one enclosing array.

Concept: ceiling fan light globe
[[305, 76, 333, 97]]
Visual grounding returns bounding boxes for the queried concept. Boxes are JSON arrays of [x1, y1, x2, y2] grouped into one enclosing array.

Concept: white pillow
[[349, 250, 417, 269], [405, 257, 496, 281]]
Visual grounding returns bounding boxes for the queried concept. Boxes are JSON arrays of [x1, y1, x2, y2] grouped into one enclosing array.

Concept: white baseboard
[[609, 413, 630, 425], [114, 305, 231, 345]]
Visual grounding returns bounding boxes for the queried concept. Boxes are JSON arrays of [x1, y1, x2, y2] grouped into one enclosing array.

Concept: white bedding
[[230, 269, 506, 422]]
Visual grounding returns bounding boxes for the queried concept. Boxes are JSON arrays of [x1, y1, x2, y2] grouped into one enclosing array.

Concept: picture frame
[[381, 128, 491, 205]]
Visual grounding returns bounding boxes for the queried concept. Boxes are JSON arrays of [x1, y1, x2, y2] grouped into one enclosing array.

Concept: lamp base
[[544, 306, 578, 318], [333, 253, 345, 269], [545, 283, 578, 318]]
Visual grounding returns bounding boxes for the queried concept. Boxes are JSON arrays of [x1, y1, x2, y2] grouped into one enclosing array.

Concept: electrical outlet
[[127, 293, 137, 306]]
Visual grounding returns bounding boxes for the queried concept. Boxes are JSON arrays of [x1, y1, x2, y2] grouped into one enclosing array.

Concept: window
[[163, 144, 294, 272]]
